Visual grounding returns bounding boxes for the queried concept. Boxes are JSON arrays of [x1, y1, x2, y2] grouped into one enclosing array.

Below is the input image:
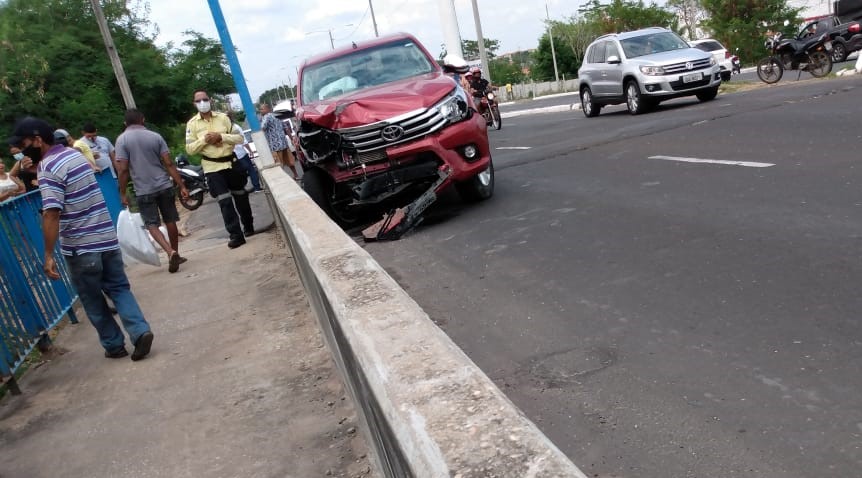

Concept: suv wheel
[[831, 43, 847, 63], [581, 87, 601, 118], [625, 80, 647, 115], [456, 158, 495, 202], [696, 86, 719, 102]]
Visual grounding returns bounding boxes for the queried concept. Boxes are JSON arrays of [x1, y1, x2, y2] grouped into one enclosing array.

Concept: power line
[[335, 7, 369, 41]]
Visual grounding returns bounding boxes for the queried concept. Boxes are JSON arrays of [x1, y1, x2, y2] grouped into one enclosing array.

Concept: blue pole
[[206, 0, 260, 131]]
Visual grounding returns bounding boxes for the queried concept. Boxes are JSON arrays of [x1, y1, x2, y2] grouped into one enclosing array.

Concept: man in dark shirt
[[468, 67, 491, 97]]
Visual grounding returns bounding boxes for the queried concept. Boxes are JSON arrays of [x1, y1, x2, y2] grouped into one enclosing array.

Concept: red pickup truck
[[799, 14, 862, 62], [295, 33, 494, 229]]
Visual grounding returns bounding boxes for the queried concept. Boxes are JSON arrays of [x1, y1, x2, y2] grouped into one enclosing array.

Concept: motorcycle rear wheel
[[491, 106, 502, 130], [757, 57, 783, 84], [180, 190, 204, 211], [806, 50, 832, 78]]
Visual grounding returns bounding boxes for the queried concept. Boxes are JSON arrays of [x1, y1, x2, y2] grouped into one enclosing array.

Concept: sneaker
[[168, 252, 181, 273], [228, 237, 246, 249], [105, 347, 129, 359], [131, 331, 154, 361]]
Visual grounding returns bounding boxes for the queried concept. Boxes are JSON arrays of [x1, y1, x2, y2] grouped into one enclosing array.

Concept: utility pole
[[546, 3, 560, 84], [438, 0, 463, 59], [89, 0, 136, 109], [470, 0, 491, 81], [369, 0, 379, 37]]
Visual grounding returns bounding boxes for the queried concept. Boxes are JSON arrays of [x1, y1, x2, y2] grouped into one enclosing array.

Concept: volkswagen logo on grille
[[381, 125, 404, 142], [685, 61, 694, 70]]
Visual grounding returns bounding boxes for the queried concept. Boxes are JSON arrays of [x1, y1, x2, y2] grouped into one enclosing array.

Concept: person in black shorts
[[116, 109, 190, 273]]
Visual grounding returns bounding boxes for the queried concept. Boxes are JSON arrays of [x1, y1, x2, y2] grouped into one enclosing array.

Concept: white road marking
[[648, 155, 775, 168], [496, 146, 532, 150]]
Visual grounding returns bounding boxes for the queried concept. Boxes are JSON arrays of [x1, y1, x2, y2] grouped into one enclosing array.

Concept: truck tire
[[456, 158, 495, 202], [831, 42, 847, 63], [302, 168, 362, 228]]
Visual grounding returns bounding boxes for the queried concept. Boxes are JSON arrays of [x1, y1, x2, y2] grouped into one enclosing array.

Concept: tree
[[532, 31, 581, 81], [0, 0, 234, 151], [578, 0, 678, 34], [667, 0, 708, 40], [489, 57, 526, 85], [439, 38, 501, 61], [700, 0, 801, 67]]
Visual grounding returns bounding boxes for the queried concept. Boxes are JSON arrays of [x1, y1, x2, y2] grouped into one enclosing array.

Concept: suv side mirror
[[607, 55, 621, 64]]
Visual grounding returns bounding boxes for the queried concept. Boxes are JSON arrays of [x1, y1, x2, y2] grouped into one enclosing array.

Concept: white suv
[[578, 27, 722, 117], [690, 38, 733, 81]]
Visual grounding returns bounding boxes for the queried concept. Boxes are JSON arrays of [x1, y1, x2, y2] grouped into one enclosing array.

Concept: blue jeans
[[236, 154, 262, 191], [65, 249, 150, 353]]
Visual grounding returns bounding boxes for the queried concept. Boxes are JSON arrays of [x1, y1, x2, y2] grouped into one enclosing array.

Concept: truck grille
[[663, 58, 712, 74], [338, 107, 448, 154]]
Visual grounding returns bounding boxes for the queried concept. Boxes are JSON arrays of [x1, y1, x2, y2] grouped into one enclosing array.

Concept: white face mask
[[195, 100, 211, 113], [13, 152, 25, 161]]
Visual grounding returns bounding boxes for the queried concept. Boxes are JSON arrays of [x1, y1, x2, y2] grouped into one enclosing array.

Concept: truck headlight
[[639, 65, 666, 75], [435, 86, 469, 123]]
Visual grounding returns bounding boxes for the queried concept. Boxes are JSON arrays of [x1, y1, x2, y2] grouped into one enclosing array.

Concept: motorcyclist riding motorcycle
[[468, 67, 491, 99]]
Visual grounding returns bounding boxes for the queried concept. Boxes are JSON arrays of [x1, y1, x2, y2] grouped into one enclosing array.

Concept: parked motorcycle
[[731, 49, 741, 75], [756, 31, 833, 83], [175, 154, 208, 210], [474, 89, 502, 130]]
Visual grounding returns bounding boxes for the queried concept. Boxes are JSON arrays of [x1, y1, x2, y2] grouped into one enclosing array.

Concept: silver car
[[578, 27, 722, 117]]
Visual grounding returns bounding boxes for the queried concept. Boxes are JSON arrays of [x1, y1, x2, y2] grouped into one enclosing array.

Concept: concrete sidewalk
[[0, 193, 371, 478]]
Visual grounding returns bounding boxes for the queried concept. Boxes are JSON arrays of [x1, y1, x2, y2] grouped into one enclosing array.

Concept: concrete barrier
[[261, 166, 587, 478]]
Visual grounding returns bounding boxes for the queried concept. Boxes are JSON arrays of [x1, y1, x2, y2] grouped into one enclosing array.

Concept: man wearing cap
[[185, 89, 254, 249], [9, 117, 154, 361]]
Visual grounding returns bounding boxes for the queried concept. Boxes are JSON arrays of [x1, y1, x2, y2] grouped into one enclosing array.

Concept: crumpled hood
[[299, 72, 457, 130]]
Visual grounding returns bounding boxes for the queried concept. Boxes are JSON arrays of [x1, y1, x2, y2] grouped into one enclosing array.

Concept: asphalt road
[[364, 75, 862, 477]]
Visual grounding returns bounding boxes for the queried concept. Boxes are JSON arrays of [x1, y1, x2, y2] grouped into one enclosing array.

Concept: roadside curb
[[501, 102, 581, 119], [260, 166, 588, 477]]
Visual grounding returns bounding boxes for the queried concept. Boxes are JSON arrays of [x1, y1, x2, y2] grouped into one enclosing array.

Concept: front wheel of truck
[[303, 168, 363, 228], [456, 158, 495, 202]]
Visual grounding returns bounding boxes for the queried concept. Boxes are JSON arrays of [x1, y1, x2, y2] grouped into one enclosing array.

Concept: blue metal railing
[[0, 191, 78, 392]]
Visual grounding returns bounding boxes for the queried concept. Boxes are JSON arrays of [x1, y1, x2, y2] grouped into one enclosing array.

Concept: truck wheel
[[456, 158, 495, 202], [831, 43, 847, 63], [302, 168, 362, 228]]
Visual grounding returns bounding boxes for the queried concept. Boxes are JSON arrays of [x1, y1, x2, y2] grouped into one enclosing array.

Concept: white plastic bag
[[117, 209, 161, 267]]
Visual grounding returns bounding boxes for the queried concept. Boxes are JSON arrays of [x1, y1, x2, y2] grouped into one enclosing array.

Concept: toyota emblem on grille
[[381, 125, 404, 142], [685, 61, 694, 70]]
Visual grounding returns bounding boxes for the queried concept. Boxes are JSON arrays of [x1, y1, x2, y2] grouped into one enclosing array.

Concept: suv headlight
[[710, 57, 717, 66], [639, 65, 666, 75], [435, 86, 469, 123]]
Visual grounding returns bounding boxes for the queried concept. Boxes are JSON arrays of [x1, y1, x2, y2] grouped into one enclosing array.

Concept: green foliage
[[532, 1, 676, 81], [667, 0, 707, 40], [700, 0, 801, 67], [439, 38, 501, 61], [489, 57, 526, 85], [578, 0, 678, 34], [258, 85, 296, 107], [0, 0, 234, 157]]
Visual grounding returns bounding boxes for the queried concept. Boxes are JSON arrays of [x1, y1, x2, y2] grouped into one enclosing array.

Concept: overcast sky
[[143, 0, 579, 99]]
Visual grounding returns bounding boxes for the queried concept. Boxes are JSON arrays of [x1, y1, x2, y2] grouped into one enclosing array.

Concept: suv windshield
[[301, 40, 435, 103], [620, 32, 690, 58]]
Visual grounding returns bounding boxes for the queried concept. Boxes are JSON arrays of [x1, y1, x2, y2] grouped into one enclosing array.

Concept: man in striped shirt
[[9, 117, 154, 361]]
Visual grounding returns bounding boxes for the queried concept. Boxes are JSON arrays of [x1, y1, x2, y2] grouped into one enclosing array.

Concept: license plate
[[824, 41, 833, 51], [682, 72, 702, 83]]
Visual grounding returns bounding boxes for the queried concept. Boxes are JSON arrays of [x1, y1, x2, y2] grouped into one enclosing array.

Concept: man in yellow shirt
[[185, 89, 254, 249]]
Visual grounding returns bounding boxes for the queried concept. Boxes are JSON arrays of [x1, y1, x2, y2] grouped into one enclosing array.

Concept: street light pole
[[89, 0, 136, 108], [470, 0, 491, 81], [546, 3, 560, 84], [369, 0, 379, 37]]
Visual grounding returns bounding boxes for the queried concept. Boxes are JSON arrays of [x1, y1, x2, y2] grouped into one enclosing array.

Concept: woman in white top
[[0, 161, 26, 202]]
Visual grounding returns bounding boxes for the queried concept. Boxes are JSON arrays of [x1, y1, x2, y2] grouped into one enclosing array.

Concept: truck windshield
[[620, 32, 690, 58], [301, 40, 435, 104]]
